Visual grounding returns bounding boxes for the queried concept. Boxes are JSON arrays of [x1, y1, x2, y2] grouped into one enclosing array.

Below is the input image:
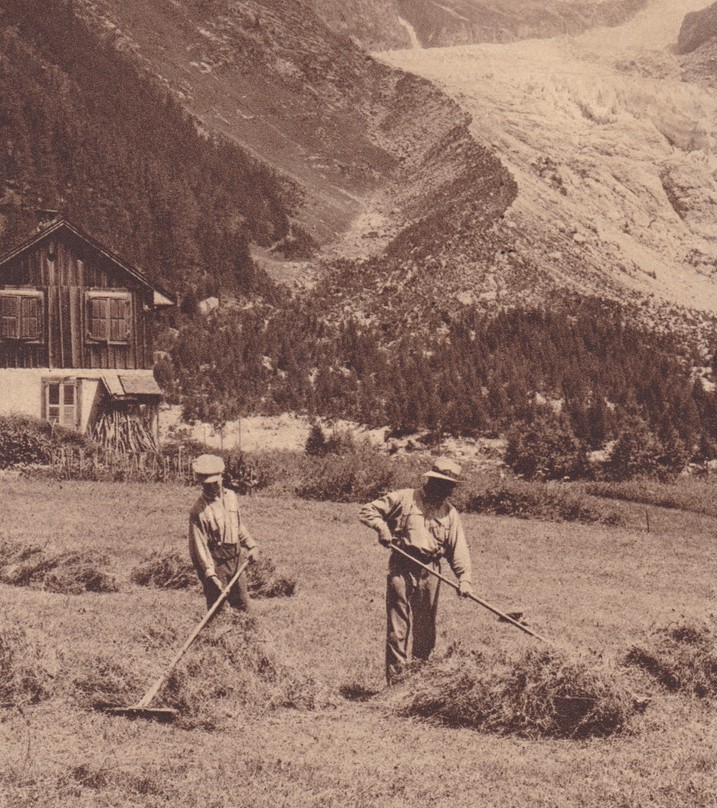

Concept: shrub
[[505, 413, 588, 481], [458, 479, 622, 525], [224, 450, 274, 494], [305, 423, 327, 456], [305, 423, 356, 457], [0, 414, 100, 470], [0, 414, 53, 468], [296, 443, 396, 502], [604, 416, 690, 481]]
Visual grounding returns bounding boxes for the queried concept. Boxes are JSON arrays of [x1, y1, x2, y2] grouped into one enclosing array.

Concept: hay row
[[0, 542, 296, 599], [623, 621, 717, 698], [130, 551, 298, 599], [0, 540, 118, 594], [1, 584, 713, 740]]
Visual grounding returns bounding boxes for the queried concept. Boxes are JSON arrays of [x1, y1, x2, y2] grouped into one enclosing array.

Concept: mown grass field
[[0, 477, 715, 807]]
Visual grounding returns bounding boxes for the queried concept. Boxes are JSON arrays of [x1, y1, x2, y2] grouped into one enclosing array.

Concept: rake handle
[[388, 543, 550, 643], [137, 559, 250, 708]]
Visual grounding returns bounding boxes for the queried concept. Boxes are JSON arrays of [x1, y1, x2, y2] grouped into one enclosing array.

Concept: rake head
[[93, 702, 178, 721]]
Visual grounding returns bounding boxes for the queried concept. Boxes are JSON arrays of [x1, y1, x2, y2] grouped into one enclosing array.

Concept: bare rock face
[[311, 0, 410, 49], [394, 0, 648, 48], [676, 1, 717, 55], [310, 0, 649, 51]]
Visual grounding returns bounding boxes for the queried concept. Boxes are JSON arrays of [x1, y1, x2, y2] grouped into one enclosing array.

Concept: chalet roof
[[0, 217, 175, 307]]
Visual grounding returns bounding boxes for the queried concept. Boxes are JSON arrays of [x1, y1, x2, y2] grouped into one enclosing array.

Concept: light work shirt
[[359, 487, 473, 583], [188, 488, 256, 579]]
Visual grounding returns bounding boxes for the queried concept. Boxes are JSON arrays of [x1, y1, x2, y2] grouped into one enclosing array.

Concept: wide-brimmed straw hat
[[192, 453, 225, 483], [423, 457, 462, 484]]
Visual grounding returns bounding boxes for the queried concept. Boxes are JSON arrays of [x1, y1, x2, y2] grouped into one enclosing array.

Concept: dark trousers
[[385, 553, 440, 684], [203, 546, 251, 613]]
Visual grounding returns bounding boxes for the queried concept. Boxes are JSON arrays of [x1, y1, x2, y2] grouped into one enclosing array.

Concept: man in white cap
[[359, 457, 473, 684], [189, 454, 259, 612]]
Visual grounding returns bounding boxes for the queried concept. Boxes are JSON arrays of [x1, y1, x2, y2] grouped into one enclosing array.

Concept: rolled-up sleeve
[[359, 491, 400, 544], [445, 511, 472, 584], [237, 516, 257, 551], [188, 514, 215, 580]]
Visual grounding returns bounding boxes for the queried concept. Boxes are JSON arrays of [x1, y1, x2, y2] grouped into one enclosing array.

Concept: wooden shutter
[[89, 297, 109, 340], [20, 295, 42, 340], [109, 296, 130, 342], [0, 295, 19, 338]]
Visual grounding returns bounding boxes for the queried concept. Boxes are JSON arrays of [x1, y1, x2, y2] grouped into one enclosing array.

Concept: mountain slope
[[0, 0, 294, 295], [73, 0, 512, 253], [0, 0, 516, 299]]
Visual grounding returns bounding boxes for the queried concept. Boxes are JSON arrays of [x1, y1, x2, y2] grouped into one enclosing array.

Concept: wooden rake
[[96, 559, 250, 721], [389, 543, 550, 643]]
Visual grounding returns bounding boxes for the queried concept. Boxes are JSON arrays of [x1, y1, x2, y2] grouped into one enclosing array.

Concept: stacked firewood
[[91, 408, 157, 453]]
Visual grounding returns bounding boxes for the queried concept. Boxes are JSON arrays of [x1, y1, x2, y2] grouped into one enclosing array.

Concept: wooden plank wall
[[0, 232, 154, 370]]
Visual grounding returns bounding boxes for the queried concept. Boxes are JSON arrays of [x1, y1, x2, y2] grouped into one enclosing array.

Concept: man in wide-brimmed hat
[[359, 457, 473, 684], [189, 454, 259, 612]]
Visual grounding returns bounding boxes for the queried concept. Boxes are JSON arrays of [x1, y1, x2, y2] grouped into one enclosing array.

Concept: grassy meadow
[[0, 477, 715, 807]]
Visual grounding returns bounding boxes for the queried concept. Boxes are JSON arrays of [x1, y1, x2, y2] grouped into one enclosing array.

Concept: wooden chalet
[[0, 213, 175, 451]]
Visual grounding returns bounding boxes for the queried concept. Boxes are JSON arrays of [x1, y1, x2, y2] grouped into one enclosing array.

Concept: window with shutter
[[0, 291, 43, 341], [86, 293, 131, 344]]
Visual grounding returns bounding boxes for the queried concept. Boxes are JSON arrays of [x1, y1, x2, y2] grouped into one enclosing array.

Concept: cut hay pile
[[0, 541, 118, 594], [382, 644, 641, 739], [623, 620, 717, 698], [0, 623, 57, 705], [131, 551, 297, 598], [246, 555, 297, 598], [71, 653, 146, 708], [162, 613, 330, 729], [130, 551, 197, 590]]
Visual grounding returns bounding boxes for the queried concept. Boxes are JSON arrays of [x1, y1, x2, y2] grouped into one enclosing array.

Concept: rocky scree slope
[[311, 0, 410, 51]]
